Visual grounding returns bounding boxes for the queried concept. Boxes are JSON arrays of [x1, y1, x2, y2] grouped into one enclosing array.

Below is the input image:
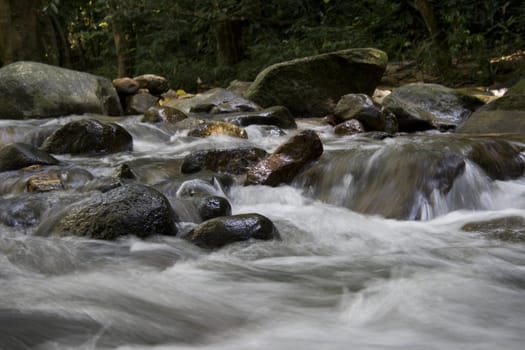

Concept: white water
[[1, 117, 525, 349]]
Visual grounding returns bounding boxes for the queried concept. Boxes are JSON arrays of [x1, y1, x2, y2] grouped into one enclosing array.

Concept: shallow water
[[1, 116, 525, 349]]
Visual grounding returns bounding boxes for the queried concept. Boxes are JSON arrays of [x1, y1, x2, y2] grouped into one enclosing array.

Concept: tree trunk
[[216, 19, 244, 66], [0, 0, 47, 65], [414, 0, 452, 72]]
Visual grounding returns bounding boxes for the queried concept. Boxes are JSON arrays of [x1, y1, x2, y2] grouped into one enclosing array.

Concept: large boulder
[[245, 48, 388, 117], [457, 79, 525, 135], [0, 143, 59, 172], [165, 88, 260, 114], [185, 213, 280, 249], [383, 83, 484, 132], [181, 147, 268, 175], [41, 119, 133, 155], [0, 61, 122, 119], [35, 184, 178, 239], [246, 130, 323, 186]]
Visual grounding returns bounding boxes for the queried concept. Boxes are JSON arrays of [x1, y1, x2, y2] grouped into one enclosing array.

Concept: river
[[1, 116, 524, 349]]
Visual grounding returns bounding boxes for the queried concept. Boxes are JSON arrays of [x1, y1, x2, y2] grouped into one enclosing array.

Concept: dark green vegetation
[[1, 0, 524, 90]]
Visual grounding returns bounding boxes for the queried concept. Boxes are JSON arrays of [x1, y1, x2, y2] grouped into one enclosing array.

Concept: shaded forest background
[[1, 0, 524, 91]]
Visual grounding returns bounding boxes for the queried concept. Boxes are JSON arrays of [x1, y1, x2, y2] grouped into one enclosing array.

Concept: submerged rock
[[181, 147, 268, 175], [246, 130, 323, 186], [462, 216, 525, 242], [0, 143, 59, 172], [41, 119, 133, 155], [383, 83, 483, 132], [188, 121, 248, 139], [245, 48, 388, 117], [185, 213, 280, 249], [26, 172, 64, 192], [0, 61, 122, 119], [36, 184, 178, 240]]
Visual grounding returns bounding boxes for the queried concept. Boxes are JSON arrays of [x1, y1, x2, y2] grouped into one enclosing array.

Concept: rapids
[[1, 116, 525, 349]]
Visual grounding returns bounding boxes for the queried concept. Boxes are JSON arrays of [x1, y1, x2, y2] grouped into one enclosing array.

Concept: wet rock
[[246, 130, 323, 186], [383, 83, 484, 132], [226, 80, 252, 95], [334, 119, 365, 135], [114, 163, 137, 180], [0, 61, 122, 119], [133, 74, 169, 95], [125, 91, 158, 115], [245, 48, 388, 117], [188, 121, 248, 139], [0, 143, 59, 172], [165, 88, 260, 114], [112, 77, 140, 95], [35, 184, 178, 240], [181, 148, 268, 175], [226, 106, 297, 129], [457, 79, 525, 135], [185, 213, 280, 249], [467, 139, 525, 180], [176, 178, 227, 200], [462, 216, 525, 242], [41, 119, 133, 155], [335, 94, 385, 131], [142, 106, 188, 123], [197, 196, 232, 221], [26, 173, 63, 192]]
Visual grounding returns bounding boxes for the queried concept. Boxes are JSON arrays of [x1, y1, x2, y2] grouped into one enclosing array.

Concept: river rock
[[334, 93, 385, 131], [0, 143, 59, 172], [467, 139, 525, 180], [185, 213, 280, 249], [133, 74, 169, 96], [125, 91, 159, 115], [188, 121, 248, 139], [457, 79, 525, 135], [383, 83, 484, 132], [26, 172, 63, 192], [142, 106, 188, 123], [334, 119, 365, 135], [226, 106, 297, 129], [462, 216, 525, 242], [197, 196, 232, 221], [246, 130, 323, 186], [181, 147, 268, 175], [176, 178, 227, 200], [41, 119, 133, 155], [165, 88, 260, 114], [0, 61, 122, 119], [245, 48, 388, 117], [112, 77, 140, 95], [35, 184, 178, 239]]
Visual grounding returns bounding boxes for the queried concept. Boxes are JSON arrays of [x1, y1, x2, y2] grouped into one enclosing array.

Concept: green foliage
[[52, 0, 525, 90]]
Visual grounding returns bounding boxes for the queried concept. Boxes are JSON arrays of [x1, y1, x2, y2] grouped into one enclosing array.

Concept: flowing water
[[1, 116, 525, 349]]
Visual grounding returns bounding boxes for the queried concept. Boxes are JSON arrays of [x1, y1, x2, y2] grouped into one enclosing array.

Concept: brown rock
[[188, 121, 248, 139], [26, 173, 63, 192], [334, 119, 365, 135], [142, 106, 187, 123], [112, 77, 140, 95], [133, 74, 169, 95], [245, 130, 323, 186]]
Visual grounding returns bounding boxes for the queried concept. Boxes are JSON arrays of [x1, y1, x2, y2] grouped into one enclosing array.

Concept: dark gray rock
[[0, 143, 59, 172], [181, 147, 268, 175], [245, 48, 388, 117], [35, 184, 178, 240], [462, 216, 525, 242], [383, 83, 484, 132], [185, 213, 280, 249], [197, 196, 232, 221], [41, 119, 133, 155], [334, 119, 365, 135], [227, 106, 297, 129], [165, 88, 260, 114], [0, 61, 122, 119], [246, 130, 323, 186], [335, 93, 385, 131]]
